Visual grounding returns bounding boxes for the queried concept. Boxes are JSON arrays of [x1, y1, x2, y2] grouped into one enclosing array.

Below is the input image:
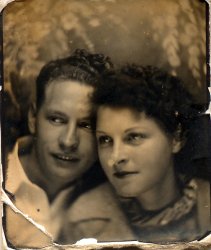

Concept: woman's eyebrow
[[124, 126, 144, 133]]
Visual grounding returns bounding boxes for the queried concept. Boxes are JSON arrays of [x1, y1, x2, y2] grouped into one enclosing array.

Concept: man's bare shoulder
[[60, 182, 134, 243], [67, 182, 119, 218]]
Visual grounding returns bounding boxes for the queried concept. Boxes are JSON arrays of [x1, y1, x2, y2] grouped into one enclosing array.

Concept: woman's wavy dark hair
[[93, 64, 200, 141], [92, 64, 210, 180], [36, 49, 113, 109]]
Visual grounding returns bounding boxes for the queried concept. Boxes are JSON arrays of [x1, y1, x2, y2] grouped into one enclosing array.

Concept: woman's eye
[[126, 133, 146, 144], [78, 121, 92, 130], [98, 136, 112, 146]]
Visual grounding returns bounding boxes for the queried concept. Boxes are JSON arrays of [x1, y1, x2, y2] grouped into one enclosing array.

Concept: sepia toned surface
[[1, 0, 211, 249], [3, 0, 209, 147]]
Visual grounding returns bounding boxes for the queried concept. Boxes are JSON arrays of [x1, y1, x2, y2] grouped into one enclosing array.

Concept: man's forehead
[[41, 80, 94, 117], [44, 79, 93, 100]]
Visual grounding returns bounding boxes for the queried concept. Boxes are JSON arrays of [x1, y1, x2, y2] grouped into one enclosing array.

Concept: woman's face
[[96, 106, 182, 199]]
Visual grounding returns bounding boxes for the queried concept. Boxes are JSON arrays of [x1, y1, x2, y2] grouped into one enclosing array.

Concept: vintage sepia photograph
[[1, 0, 211, 249]]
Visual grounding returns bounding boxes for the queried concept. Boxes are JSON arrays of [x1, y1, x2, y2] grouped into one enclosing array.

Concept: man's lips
[[51, 153, 80, 162], [113, 171, 139, 179]]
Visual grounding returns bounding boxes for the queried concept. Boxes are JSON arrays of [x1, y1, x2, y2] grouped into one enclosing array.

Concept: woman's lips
[[113, 171, 139, 179]]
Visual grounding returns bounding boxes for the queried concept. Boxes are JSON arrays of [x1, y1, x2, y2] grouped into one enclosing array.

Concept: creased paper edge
[[1, 189, 54, 241], [1, 189, 55, 250], [0, 0, 16, 13]]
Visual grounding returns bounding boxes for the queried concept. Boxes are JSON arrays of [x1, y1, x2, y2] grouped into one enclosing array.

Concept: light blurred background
[[2, 0, 210, 163]]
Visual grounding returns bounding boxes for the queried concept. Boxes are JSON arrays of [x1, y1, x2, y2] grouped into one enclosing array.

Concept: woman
[[92, 65, 210, 243]]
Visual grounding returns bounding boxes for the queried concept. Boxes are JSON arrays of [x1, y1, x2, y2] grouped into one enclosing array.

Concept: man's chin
[[54, 170, 86, 182]]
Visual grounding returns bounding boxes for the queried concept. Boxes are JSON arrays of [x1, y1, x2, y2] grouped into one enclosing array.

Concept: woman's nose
[[108, 142, 128, 168], [59, 123, 79, 151]]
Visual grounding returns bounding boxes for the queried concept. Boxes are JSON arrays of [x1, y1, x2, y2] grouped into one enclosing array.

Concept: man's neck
[[19, 145, 72, 203]]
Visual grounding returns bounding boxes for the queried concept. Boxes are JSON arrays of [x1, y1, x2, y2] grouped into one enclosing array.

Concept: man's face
[[32, 79, 97, 184]]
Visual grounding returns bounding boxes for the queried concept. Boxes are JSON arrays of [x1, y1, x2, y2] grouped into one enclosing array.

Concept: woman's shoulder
[[194, 177, 210, 188], [194, 177, 210, 234], [194, 177, 210, 207]]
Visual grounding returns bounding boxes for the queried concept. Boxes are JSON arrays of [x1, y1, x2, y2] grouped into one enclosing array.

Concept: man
[[4, 49, 112, 248]]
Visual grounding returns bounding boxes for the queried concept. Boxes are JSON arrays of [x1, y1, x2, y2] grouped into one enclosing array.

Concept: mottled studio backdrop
[[2, 0, 208, 151]]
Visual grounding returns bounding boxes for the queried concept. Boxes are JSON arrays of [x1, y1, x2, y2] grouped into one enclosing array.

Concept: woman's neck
[[137, 167, 180, 211]]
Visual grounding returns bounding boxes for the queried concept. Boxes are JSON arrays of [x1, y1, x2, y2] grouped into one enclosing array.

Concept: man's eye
[[98, 136, 112, 146], [48, 116, 66, 125], [126, 133, 146, 144], [78, 121, 92, 130]]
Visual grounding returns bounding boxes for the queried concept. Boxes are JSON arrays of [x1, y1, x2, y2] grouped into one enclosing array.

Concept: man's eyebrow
[[45, 110, 66, 116], [96, 130, 106, 134], [78, 110, 94, 119], [80, 116, 92, 120]]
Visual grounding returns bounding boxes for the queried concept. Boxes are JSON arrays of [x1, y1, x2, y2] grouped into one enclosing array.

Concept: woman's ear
[[172, 124, 186, 153], [28, 103, 37, 134], [172, 139, 184, 153]]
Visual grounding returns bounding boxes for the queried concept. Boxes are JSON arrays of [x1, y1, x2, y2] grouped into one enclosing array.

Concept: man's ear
[[28, 103, 37, 134], [172, 124, 186, 153]]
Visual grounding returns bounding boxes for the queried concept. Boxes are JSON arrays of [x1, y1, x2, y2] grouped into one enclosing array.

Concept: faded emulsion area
[[1, 0, 211, 249]]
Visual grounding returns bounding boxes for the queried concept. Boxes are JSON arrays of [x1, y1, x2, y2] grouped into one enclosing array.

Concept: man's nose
[[108, 141, 128, 169], [59, 122, 79, 151]]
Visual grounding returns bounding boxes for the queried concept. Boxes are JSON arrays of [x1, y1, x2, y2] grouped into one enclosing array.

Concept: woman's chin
[[116, 189, 137, 198]]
